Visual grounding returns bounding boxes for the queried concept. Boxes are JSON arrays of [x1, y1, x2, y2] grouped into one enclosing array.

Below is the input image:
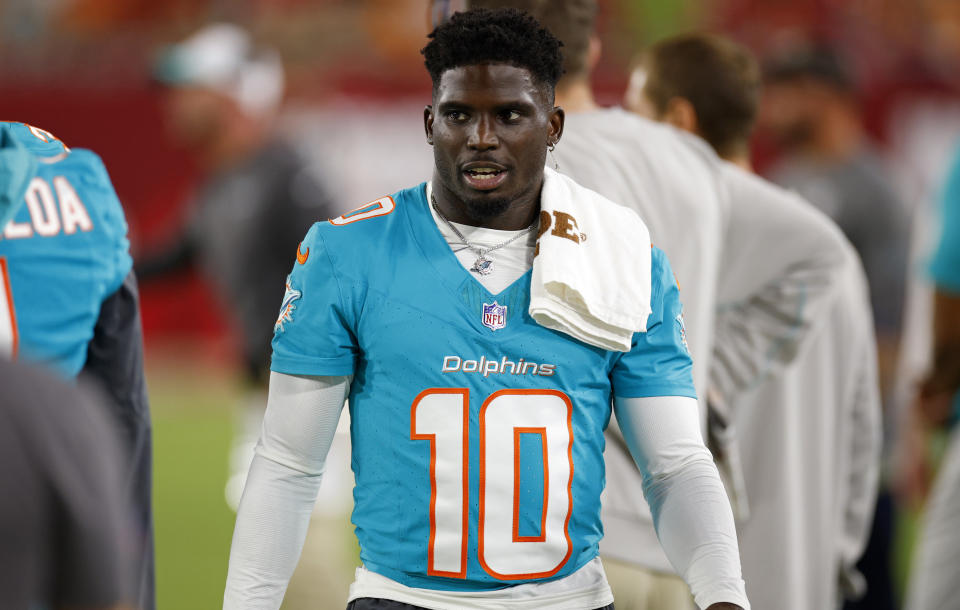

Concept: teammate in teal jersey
[[0, 121, 153, 610], [225, 9, 747, 610]]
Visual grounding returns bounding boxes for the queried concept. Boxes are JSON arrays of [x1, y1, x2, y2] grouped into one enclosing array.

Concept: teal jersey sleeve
[[610, 247, 697, 399], [930, 144, 960, 294], [270, 223, 359, 376]]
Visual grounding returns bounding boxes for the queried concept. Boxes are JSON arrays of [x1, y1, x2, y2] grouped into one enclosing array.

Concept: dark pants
[[348, 599, 614, 610], [843, 490, 898, 610]]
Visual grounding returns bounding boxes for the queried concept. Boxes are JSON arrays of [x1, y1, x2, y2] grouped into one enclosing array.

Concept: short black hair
[[421, 8, 564, 94], [764, 44, 854, 92]]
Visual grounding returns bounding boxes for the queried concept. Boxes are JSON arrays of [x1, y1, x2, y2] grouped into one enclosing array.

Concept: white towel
[[530, 167, 652, 352]]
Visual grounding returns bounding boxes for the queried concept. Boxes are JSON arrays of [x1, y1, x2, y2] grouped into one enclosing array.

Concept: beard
[[463, 194, 511, 222]]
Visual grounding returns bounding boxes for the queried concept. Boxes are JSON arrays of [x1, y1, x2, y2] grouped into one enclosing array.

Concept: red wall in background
[[0, 85, 229, 345]]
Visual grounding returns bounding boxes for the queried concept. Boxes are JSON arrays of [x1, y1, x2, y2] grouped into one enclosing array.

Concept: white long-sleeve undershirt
[[613, 394, 748, 610], [223, 373, 350, 608]]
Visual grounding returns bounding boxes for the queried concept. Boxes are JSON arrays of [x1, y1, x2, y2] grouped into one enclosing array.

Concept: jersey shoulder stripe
[[307, 184, 423, 260], [1, 122, 70, 157]]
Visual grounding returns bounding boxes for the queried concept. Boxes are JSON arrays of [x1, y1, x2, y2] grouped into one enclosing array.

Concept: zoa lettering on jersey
[[1, 177, 93, 240], [442, 355, 556, 377]]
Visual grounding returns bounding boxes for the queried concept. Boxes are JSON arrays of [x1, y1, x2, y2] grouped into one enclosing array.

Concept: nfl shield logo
[[482, 301, 507, 331]]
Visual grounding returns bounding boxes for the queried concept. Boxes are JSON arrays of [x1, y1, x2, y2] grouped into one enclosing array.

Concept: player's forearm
[[646, 453, 749, 609], [223, 454, 322, 609], [613, 396, 750, 609], [224, 372, 350, 609], [133, 235, 197, 280]]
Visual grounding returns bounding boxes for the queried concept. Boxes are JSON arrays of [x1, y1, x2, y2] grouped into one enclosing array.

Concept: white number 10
[[411, 388, 574, 581]]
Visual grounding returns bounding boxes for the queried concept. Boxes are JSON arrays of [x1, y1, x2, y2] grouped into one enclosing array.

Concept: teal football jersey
[[0, 122, 132, 376], [271, 183, 695, 591]]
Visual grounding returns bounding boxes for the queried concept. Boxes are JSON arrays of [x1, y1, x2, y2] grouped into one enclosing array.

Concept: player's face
[[760, 79, 819, 148], [161, 86, 226, 149], [425, 63, 564, 229]]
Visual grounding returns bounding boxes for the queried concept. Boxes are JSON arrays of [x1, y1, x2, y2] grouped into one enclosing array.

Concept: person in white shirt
[[625, 32, 882, 609], [460, 2, 854, 608]]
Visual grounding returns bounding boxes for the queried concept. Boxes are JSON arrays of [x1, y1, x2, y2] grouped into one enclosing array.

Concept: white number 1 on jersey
[[411, 388, 574, 580], [0, 258, 19, 359]]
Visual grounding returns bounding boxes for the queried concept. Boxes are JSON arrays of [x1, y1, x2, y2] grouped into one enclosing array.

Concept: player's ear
[[663, 97, 698, 135], [424, 105, 435, 145], [587, 35, 602, 73], [547, 105, 564, 146]]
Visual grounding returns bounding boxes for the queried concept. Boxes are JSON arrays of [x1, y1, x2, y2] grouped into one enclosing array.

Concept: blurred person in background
[[0, 121, 153, 609], [901, 141, 960, 610], [761, 45, 909, 610], [461, 1, 849, 608], [0, 357, 138, 610], [626, 32, 883, 610], [138, 23, 356, 609], [762, 46, 909, 391]]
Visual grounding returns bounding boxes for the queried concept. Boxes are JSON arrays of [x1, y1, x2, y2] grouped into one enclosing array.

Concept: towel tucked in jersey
[[530, 167, 653, 352]]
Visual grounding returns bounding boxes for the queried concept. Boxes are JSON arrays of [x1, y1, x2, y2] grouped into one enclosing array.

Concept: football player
[[0, 121, 153, 609], [224, 9, 747, 610], [627, 33, 882, 610]]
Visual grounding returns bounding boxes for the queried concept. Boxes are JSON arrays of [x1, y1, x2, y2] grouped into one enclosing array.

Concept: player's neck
[[430, 173, 541, 231], [555, 80, 599, 114], [722, 143, 754, 173], [725, 154, 753, 172]]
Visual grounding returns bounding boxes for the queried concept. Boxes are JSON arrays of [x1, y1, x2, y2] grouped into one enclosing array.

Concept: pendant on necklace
[[472, 257, 493, 275]]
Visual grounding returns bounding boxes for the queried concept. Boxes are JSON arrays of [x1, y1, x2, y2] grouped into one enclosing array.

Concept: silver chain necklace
[[431, 195, 536, 276]]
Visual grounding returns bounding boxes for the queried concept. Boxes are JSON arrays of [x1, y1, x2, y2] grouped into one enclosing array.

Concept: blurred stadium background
[[4, 0, 960, 607]]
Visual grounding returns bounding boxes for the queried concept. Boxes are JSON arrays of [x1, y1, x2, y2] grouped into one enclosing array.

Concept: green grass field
[[150, 360, 238, 609]]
